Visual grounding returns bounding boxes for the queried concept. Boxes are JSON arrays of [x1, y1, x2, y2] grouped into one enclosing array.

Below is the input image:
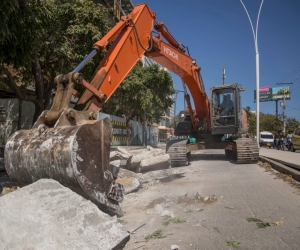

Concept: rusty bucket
[[4, 117, 124, 216]]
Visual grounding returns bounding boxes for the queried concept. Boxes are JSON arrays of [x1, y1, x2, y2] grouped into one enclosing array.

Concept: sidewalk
[[259, 147, 300, 170]]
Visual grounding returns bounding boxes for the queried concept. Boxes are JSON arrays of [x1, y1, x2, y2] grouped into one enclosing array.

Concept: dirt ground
[[120, 150, 300, 250]]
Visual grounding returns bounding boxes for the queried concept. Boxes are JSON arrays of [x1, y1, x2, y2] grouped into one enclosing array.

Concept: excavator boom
[[73, 3, 210, 132]]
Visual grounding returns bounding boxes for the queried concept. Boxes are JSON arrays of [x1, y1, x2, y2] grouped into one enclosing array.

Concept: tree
[[0, 0, 111, 122], [102, 64, 175, 145], [286, 117, 299, 133], [0, 0, 50, 67], [260, 113, 282, 134]]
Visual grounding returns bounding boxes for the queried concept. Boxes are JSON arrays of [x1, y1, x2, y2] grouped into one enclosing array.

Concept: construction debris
[[116, 177, 140, 194], [110, 146, 172, 174], [137, 154, 171, 173], [0, 179, 130, 250]]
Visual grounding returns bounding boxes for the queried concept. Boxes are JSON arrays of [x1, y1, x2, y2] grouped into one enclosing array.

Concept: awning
[[158, 126, 171, 130]]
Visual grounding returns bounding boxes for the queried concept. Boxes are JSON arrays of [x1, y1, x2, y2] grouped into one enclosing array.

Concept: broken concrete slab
[[117, 146, 131, 156], [0, 179, 130, 250], [117, 168, 141, 180], [138, 168, 186, 183], [116, 177, 140, 194], [137, 154, 171, 173], [110, 151, 130, 161], [126, 151, 153, 171], [110, 160, 121, 179], [127, 148, 148, 155]]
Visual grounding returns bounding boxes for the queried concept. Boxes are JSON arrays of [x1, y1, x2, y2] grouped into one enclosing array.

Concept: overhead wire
[[259, 66, 300, 114]]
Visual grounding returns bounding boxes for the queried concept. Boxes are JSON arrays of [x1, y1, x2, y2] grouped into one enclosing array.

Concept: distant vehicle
[[290, 127, 300, 152], [259, 131, 274, 148]]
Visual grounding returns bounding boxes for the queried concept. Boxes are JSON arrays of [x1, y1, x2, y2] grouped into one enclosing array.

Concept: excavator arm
[[73, 3, 210, 132]]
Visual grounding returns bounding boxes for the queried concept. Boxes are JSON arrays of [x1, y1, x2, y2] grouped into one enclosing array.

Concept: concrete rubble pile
[[110, 146, 172, 194], [0, 145, 187, 249], [110, 146, 171, 173], [0, 179, 130, 250]]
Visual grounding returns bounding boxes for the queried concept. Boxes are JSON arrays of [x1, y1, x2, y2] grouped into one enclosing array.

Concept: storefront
[[158, 126, 172, 142]]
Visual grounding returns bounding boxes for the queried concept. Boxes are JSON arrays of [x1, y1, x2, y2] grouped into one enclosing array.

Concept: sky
[[132, 0, 300, 121]]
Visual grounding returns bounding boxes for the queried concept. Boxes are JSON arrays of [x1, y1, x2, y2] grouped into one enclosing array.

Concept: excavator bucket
[[4, 73, 124, 216]]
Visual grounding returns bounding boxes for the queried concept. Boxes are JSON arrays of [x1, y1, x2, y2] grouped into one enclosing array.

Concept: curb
[[259, 156, 300, 183]]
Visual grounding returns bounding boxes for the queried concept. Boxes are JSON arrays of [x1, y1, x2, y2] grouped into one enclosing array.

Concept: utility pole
[[222, 67, 226, 85], [276, 82, 293, 134], [275, 99, 278, 119]]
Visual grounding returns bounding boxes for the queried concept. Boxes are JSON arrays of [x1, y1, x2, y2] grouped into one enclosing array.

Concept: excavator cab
[[210, 84, 243, 135]]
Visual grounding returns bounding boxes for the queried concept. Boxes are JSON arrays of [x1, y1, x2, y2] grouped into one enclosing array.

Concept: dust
[[116, 177, 136, 186], [177, 194, 217, 205], [145, 197, 166, 209], [258, 161, 300, 192]]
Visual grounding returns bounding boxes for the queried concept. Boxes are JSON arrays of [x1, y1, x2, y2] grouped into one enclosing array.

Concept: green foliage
[[0, 0, 111, 121], [244, 106, 299, 135], [0, 0, 51, 67], [41, 0, 111, 80], [145, 229, 167, 240], [260, 113, 282, 133], [117, 219, 127, 225], [103, 64, 175, 124], [286, 117, 299, 132], [163, 216, 186, 226], [246, 217, 262, 223], [246, 217, 271, 229], [227, 241, 241, 249], [257, 222, 271, 228]]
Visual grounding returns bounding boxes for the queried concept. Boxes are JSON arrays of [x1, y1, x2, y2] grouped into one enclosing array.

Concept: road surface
[[121, 149, 300, 250]]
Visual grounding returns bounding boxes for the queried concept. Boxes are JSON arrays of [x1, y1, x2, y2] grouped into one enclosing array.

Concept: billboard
[[254, 86, 290, 102]]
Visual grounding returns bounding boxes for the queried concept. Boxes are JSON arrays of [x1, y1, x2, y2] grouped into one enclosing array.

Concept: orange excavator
[[4, 3, 258, 216]]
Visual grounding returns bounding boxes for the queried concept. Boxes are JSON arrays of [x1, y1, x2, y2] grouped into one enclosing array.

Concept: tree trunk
[[143, 113, 148, 147], [126, 118, 131, 146], [31, 53, 45, 123]]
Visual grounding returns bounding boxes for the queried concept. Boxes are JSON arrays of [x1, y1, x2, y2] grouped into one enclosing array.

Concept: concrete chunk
[[117, 147, 131, 156], [110, 160, 121, 178], [137, 154, 171, 173], [126, 151, 153, 171], [116, 177, 140, 194], [127, 148, 148, 155], [110, 151, 130, 161], [0, 179, 130, 250]]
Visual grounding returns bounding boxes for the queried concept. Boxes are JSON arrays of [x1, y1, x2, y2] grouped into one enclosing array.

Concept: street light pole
[[239, 0, 264, 144]]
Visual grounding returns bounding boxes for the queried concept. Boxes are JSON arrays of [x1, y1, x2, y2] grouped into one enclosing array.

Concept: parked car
[[290, 127, 300, 152], [259, 131, 274, 148]]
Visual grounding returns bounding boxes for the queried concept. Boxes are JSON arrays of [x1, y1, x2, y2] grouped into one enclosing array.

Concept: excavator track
[[234, 138, 259, 164], [166, 139, 188, 166]]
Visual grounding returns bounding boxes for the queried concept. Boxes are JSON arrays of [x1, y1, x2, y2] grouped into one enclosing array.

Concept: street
[[121, 149, 300, 250]]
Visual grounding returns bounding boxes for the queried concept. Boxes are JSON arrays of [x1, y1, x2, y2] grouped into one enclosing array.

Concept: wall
[[98, 112, 158, 146], [0, 99, 35, 157]]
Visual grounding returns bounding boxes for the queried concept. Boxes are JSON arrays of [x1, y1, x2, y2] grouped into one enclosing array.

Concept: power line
[[286, 106, 300, 111], [277, 65, 300, 82]]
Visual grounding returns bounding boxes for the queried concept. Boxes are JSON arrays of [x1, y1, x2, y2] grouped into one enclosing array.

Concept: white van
[[259, 131, 274, 148]]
